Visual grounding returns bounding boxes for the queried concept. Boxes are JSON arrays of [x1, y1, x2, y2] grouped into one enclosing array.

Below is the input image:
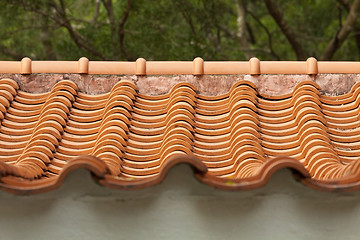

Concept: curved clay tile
[[2, 78, 360, 193]]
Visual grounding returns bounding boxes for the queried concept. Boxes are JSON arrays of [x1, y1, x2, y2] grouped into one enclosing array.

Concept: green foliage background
[[0, 0, 359, 61]]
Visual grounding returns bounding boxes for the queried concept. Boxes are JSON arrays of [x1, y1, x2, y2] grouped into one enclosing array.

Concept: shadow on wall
[[0, 165, 359, 240]]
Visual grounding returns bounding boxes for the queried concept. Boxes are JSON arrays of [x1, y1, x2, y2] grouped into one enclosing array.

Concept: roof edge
[[1, 57, 360, 75]]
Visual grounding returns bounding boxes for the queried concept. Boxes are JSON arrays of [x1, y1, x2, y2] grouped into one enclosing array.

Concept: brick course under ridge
[[0, 73, 358, 96]]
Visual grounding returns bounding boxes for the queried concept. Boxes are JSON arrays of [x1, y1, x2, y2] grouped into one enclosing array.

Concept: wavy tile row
[[0, 78, 360, 194]]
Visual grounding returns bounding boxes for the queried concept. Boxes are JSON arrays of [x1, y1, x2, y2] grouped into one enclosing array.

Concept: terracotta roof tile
[[1, 76, 360, 194], [4, 57, 360, 75]]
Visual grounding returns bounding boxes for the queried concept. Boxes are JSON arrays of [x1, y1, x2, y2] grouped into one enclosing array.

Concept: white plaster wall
[[0, 165, 359, 240]]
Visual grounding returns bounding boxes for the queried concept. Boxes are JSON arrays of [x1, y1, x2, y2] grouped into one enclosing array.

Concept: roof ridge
[[2, 57, 360, 75]]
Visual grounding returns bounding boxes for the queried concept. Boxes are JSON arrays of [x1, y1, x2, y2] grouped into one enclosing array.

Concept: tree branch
[[263, 0, 305, 60], [101, 0, 120, 59], [92, 0, 101, 24], [50, 0, 108, 59], [246, 9, 280, 60], [180, 6, 197, 37], [16, 0, 107, 60], [118, 0, 132, 61], [338, 3, 343, 28], [321, 0, 360, 60], [337, 0, 351, 10], [336, 0, 360, 59]]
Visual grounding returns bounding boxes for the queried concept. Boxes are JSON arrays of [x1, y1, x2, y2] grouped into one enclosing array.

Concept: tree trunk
[[321, 0, 360, 60], [236, 0, 252, 60]]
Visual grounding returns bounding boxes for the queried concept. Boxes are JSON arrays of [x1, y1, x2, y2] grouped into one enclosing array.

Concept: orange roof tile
[[0, 75, 359, 194]]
